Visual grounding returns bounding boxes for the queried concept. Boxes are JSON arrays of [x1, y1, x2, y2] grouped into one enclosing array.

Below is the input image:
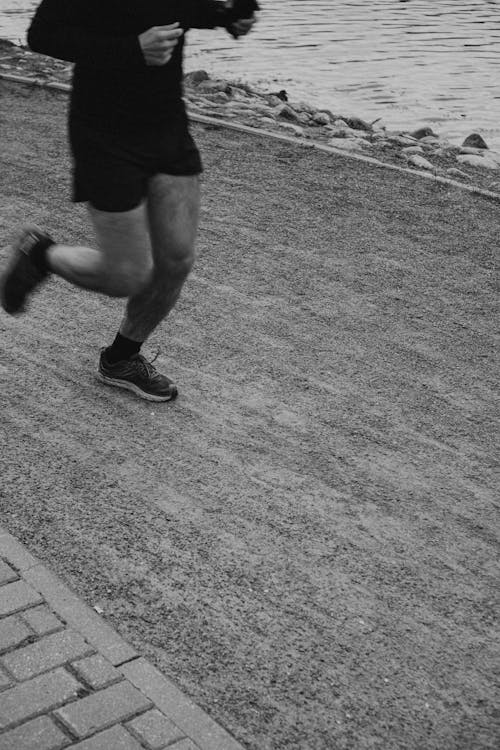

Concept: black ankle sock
[[105, 333, 142, 364], [31, 237, 55, 275]]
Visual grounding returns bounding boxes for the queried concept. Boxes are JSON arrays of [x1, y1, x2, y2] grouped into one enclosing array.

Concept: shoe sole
[[0, 247, 26, 314], [96, 372, 178, 402], [1, 225, 48, 315]]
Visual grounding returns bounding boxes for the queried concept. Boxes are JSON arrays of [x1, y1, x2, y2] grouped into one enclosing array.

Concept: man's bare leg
[[47, 203, 153, 298], [96, 174, 200, 401], [0, 204, 152, 315], [119, 173, 200, 342], [1, 175, 199, 401]]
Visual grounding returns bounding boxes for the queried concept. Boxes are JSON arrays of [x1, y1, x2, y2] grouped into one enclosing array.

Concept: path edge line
[[2, 71, 500, 205]]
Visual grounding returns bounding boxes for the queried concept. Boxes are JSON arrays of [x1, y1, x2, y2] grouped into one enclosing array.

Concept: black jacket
[[28, 0, 235, 130]]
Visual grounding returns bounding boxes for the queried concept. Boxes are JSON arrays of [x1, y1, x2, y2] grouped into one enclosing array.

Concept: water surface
[[1, 0, 499, 147]]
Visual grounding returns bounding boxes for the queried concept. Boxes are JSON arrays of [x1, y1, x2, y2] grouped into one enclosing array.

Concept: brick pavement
[[0, 527, 245, 750]]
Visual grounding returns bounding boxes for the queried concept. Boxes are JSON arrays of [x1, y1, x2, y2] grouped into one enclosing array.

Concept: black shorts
[[69, 113, 203, 212]]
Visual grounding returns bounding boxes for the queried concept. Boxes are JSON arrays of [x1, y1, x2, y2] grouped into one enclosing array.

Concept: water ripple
[[0, 0, 499, 146]]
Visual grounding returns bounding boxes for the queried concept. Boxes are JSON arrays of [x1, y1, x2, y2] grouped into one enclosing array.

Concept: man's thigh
[[146, 174, 201, 267], [87, 202, 152, 272]]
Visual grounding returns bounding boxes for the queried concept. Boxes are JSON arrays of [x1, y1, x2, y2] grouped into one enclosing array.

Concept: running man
[[0, 0, 258, 401]]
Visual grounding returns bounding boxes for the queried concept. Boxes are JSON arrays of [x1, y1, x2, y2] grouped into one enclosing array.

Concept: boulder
[[266, 94, 284, 107], [327, 126, 349, 139], [209, 92, 230, 104], [388, 135, 419, 147], [462, 133, 488, 150], [313, 111, 331, 126], [297, 112, 311, 126], [184, 70, 210, 86], [344, 116, 372, 132], [270, 89, 288, 102], [410, 126, 437, 140], [277, 122, 304, 137], [446, 168, 471, 180], [419, 135, 441, 145], [457, 154, 498, 169], [197, 80, 232, 95], [401, 145, 424, 154], [234, 82, 258, 96], [459, 146, 486, 156], [407, 154, 435, 170], [292, 101, 317, 115], [275, 104, 301, 123]]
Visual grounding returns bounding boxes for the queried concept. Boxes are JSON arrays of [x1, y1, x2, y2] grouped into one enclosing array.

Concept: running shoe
[[1, 226, 53, 314], [97, 349, 178, 402]]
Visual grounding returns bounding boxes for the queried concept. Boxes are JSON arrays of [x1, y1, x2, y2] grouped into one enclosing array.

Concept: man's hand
[[225, 0, 259, 39], [230, 16, 257, 38], [138, 23, 184, 66]]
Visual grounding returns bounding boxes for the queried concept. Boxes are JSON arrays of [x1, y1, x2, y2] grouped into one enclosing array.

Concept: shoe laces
[[132, 354, 158, 380], [149, 346, 160, 364]]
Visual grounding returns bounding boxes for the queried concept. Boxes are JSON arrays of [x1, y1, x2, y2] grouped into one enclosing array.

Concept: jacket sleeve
[[27, 0, 145, 69], [187, 0, 259, 30]]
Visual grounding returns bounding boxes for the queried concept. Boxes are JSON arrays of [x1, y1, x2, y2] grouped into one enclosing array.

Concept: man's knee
[[105, 258, 153, 297], [156, 242, 195, 280]]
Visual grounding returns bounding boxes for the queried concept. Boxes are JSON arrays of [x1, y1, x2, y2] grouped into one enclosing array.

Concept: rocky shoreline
[[1, 38, 499, 193]]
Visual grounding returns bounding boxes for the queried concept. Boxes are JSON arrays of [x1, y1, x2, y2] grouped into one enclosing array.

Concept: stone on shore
[[457, 154, 498, 169], [313, 112, 332, 126], [446, 168, 471, 181], [419, 135, 441, 145], [388, 135, 418, 147], [410, 126, 437, 140], [4, 40, 499, 192], [344, 116, 372, 132], [184, 70, 209, 86], [459, 146, 487, 156], [270, 89, 289, 102], [267, 94, 285, 107], [277, 122, 305, 137], [275, 104, 302, 123], [401, 145, 424, 155], [197, 80, 233, 95], [407, 154, 435, 170], [462, 133, 488, 149]]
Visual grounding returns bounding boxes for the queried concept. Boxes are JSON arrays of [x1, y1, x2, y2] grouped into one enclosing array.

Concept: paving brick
[[71, 654, 122, 690], [0, 667, 82, 729], [0, 580, 43, 617], [23, 566, 137, 666], [126, 708, 185, 749], [0, 560, 18, 585], [121, 659, 245, 750], [72, 725, 143, 749], [0, 614, 32, 653], [0, 532, 39, 572], [1, 629, 94, 681], [0, 715, 70, 750], [54, 680, 153, 738], [21, 605, 64, 636], [169, 741, 200, 750]]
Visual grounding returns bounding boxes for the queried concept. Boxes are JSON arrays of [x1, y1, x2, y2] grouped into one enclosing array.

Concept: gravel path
[[0, 81, 498, 750]]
